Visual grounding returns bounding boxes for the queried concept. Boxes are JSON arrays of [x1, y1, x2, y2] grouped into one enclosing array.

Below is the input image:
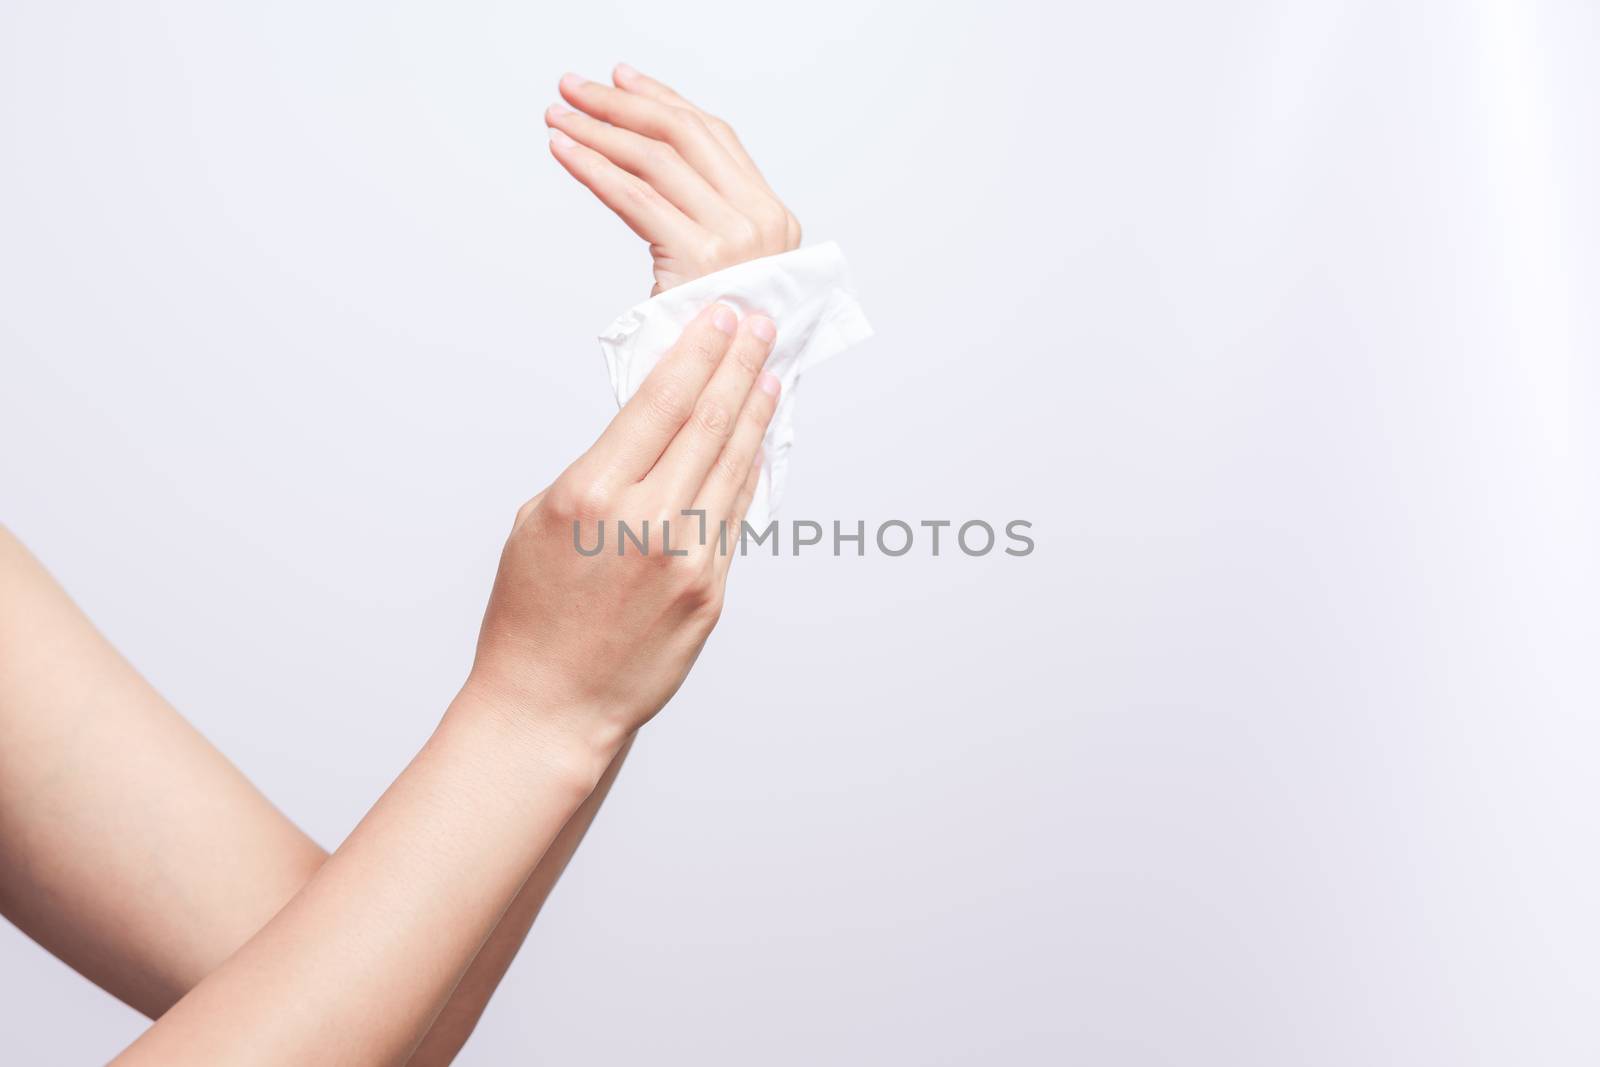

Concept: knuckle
[[546, 484, 579, 519], [669, 107, 704, 133], [557, 480, 611, 521], [714, 449, 747, 483], [641, 141, 679, 173], [744, 402, 775, 434], [646, 534, 679, 567], [734, 341, 765, 373], [673, 559, 718, 606], [756, 203, 787, 233], [544, 483, 573, 519], [645, 383, 693, 427], [649, 539, 686, 572], [621, 177, 662, 209], [693, 398, 734, 438], [699, 235, 729, 266], [682, 334, 722, 367], [731, 217, 761, 253], [744, 391, 777, 423], [653, 107, 698, 141], [577, 484, 613, 520]]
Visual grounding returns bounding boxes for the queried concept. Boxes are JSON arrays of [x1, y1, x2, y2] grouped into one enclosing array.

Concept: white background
[[2, 2, 1597, 1063]]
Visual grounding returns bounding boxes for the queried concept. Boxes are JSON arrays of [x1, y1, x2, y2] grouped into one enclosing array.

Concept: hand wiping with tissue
[[547, 64, 870, 528]]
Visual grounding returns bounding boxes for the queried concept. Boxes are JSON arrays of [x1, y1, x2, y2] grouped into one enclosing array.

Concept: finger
[[548, 125, 704, 250], [545, 103, 746, 232], [730, 448, 763, 526], [605, 66, 797, 251], [696, 369, 780, 522], [611, 63, 768, 184], [559, 73, 765, 211], [649, 314, 776, 500], [577, 304, 739, 488], [715, 450, 764, 578]]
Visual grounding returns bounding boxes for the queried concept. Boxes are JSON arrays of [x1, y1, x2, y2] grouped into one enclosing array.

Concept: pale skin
[[547, 63, 802, 292], [0, 64, 798, 1063]]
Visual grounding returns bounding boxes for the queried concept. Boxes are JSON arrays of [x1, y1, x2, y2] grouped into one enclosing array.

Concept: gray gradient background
[[2, 2, 1597, 1063]]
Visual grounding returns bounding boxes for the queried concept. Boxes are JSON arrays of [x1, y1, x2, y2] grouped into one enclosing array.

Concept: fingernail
[[748, 315, 777, 343], [548, 127, 575, 149], [548, 101, 575, 116], [711, 305, 737, 335], [758, 371, 781, 396], [560, 72, 587, 92], [614, 62, 639, 83]]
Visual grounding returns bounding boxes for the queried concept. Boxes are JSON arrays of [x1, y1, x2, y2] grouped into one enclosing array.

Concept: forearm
[[0, 528, 326, 1015], [0, 526, 628, 1062], [15, 296, 776, 1061], [408, 734, 633, 1066], [112, 689, 623, 1067]]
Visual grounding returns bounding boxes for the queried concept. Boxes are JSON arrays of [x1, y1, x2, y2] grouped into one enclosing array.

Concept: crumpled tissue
[[597, 242, 872, 530]]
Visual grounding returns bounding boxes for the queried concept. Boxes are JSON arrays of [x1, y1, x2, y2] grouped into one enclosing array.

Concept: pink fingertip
[[711, 306, 738, 335], [547, 101, 575, 118], [748, 315, 777, 343], [614, 62, 639, 84], [548, 127, 576, 149], [560, 72, 587, 92], [758, 372, 781, 397]]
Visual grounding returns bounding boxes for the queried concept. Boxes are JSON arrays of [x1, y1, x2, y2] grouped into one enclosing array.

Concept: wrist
[[448, 674, 628, 801]]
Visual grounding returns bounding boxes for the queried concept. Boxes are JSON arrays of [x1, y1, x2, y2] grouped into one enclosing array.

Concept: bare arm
[[0, 526, 325, 1015], [2, 64, 791, 1060], [109, 686, 616, 1065], [0, 527, 625, 1063], [107, 307, 777, 1063], [408, 734, 633, 1064]]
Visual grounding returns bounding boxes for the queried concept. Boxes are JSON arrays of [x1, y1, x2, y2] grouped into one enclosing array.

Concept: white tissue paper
[[597, 242, 872, 530]]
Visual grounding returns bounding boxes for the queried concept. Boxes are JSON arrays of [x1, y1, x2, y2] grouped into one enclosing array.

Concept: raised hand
[[468, 302, 781, 763], [546, 64, 802, 294], [109, 307, 781, 1066]]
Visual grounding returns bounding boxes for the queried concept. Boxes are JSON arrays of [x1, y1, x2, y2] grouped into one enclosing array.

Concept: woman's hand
[[108, 309, 779, 1067], [467, 302, 780, 765], [546, 64, 802, 294]]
